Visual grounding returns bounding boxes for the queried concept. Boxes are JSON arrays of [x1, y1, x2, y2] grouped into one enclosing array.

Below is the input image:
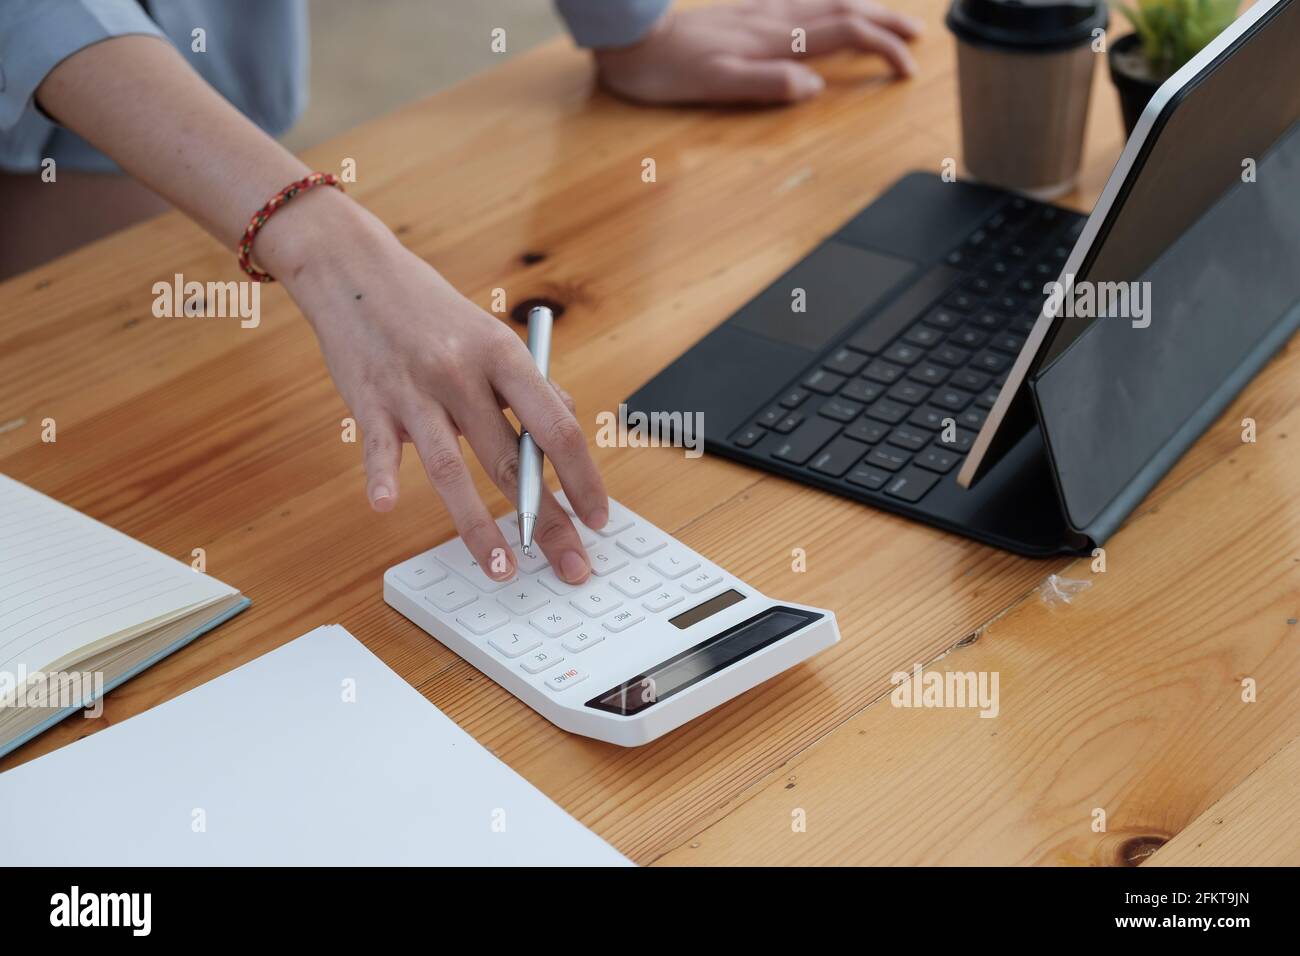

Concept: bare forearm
[[34, 35, 352, 277]]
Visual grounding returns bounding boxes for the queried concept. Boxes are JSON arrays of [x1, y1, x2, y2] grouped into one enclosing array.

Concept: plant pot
[[1107, 33, 1165, 138]]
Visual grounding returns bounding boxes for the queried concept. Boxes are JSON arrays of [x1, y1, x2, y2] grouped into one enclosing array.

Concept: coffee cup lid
[[946, 0, 1109, 52]]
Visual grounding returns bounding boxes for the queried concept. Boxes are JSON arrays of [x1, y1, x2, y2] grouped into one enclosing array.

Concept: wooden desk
[[2, 0, 1296, 866]]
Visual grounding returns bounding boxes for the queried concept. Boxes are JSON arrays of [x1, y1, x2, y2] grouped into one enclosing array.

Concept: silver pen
[[517, 305, 553, 556]]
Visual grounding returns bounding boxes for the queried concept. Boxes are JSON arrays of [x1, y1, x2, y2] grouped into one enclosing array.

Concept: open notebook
[[0, 474, 248, 759]]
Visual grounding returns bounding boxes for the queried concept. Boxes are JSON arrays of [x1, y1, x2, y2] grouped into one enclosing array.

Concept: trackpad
[[730, 240, 917, 351]]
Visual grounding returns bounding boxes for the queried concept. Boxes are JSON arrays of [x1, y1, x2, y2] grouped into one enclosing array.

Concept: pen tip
[[522, 546, 533, 558]]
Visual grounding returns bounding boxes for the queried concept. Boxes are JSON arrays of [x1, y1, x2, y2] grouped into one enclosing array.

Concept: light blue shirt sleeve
[[0, 0, 307, 173], [554, 0, 672, 48]]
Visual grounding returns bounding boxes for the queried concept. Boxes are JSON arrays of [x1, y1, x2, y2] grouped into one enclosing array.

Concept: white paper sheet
[[0, 625, 630, 866]]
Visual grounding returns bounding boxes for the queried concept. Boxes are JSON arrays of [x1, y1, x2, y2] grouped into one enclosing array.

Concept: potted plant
[[1109, 0, 1240, 135]]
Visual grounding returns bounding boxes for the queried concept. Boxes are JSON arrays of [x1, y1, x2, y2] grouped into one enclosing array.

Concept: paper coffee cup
[[946, 0, 1109, 198]]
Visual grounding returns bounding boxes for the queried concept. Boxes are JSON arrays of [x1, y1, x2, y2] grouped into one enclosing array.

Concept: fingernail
[[587, 507, 609, 530], [798, 72, 825, 97], [370, 486, 394, 510], [560, 550, 589, 583]]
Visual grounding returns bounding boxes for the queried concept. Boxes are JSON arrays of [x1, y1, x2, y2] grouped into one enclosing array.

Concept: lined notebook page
[[0, 474, 237, 674]]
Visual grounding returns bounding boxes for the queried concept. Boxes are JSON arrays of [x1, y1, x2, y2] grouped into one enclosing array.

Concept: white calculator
[[384, 497, 839, 746]]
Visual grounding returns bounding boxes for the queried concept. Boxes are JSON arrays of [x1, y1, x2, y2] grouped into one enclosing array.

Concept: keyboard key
[[847, 464, 891, 490], [951, 327, 988, 348], [436, 541, 513, 592], [587, 545, 629, 576], [992, 332, 1025, 355], [944, 291, 979, 312], [935, 427, 977, 454], [823, 347, 868, 376], [649, 549, 700, 579], [756, 406, 785, 427], [731, 425, 765, 448], [839, 378, 883, 404], [883, 466, 941, 503], [867, 445, 911, 472], [908, 405, 947, 431], [802, 368, 846, 394], [497, 584, 551, 616], [545, 666, 589, 691], [537, 569, 575, 595], [972, 350, 1010, 374], [862, 359, 905, 385], [819, 397, 863, 423], [866, 398, 910, 425], [643, 589, 684, 613], [392, 554, 448, 590], [886, 426, 931, 452], [570, 585, 623, 617], [682, 569, 724, 594], [779, 388, 809, 409], [809, 437, 870, 478], [929, 344, 971, 368], [903, 325, 942, 348], [887, 381, 930, 405], [488, 629, 542, 658], [530, 607, 584, 638], [771, 417, 840, 465], [426, 577, 478, 612], [520, 649, 565, 675], [773, 413, 803, 434], [958, 407, 987, 430], [456, 600, 510, 636], [844, 417, 889, 444], [931, 387, 974, 412], [922, 307, 962, 330], [616, 529, 667, 558], [970, 311, 1005, 330], [603, 609, 646, 633], [882, 342, 924, 366], [906, 362, 949, 386], [610, 569, 661, 598], [950, 369, 991, 392], [561, 629, 605, 654], [916, 447, 960, 473]]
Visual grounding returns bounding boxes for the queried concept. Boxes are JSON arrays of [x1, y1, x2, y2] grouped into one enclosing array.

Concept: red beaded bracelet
[[237, 172, 345, 282]]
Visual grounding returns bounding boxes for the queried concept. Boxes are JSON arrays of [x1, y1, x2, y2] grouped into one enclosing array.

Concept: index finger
[[493, 352, 609, 532]]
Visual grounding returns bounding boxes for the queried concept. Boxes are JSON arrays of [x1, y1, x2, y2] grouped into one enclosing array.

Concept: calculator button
[[494, 517, 549, 573], [569, 586, 623, 618], [455, 600, 510, 635], [392, 554, 448, 590], [593, 502, 636, 537], [615, 530, 666, 558], [488, 629, 542, 658], [643, 589, 684, 613], [610, 570, 661, 598], [544, 667, 589, 692], [520, 649, 565, 675], [426, 577, 477, 612], [587, 546, 629, 576], [649, 549, 700, 580], [435, 541, 513, 592], [538, 570, 575, 595], [681, 570, 724, 594], [529, 607, 583, 638], [561, 630, 605, 654], [497, 584, 551, 616], [603, 609, 646, 633]]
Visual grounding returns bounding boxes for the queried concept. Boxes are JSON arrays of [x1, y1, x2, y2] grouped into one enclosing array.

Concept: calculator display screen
[[585, 603, 822, 716]]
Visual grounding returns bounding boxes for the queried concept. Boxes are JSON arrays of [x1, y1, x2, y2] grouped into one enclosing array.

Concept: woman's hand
[[270, 192, 608, 586], [594, 0, 923, 105]]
